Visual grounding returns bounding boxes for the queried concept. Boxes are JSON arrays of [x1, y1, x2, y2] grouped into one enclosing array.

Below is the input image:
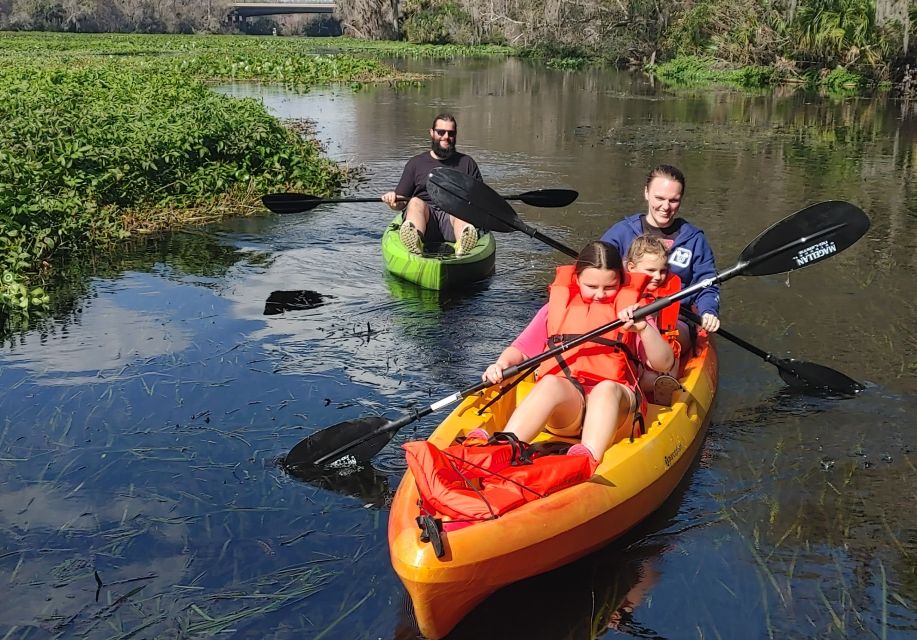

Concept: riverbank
[[1, 33, 485, 316], [2, 29, 907, 318]]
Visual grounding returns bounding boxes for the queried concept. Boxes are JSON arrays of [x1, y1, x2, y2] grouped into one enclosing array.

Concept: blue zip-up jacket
[[600, 214, 720, 317]]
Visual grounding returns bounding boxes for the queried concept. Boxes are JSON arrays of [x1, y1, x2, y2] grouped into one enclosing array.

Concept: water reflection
[[2, 283, 192, 384], [0, 57, 915, 639]]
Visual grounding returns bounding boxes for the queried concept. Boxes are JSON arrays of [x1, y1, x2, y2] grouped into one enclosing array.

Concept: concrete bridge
[[228, 1, 335, 20]]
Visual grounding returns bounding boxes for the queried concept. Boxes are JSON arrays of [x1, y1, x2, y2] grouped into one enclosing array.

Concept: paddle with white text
[[429, 167, 866, 395], [282, 190, 869, 471]]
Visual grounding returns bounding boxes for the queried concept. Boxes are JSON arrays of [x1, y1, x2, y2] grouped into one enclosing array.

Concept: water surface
[[0, 56, 915, 639]]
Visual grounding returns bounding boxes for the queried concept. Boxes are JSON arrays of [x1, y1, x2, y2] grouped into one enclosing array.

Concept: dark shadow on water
[[725, 383, 867, 426], [263, 289, 333, 315], [284, 460, 392, 509]]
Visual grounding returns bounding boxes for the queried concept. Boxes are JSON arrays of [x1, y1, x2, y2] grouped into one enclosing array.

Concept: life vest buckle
[[491, 432, 535, 465]]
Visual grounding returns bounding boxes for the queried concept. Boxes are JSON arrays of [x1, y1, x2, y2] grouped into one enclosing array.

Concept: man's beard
[[431, 138, 456, 160]]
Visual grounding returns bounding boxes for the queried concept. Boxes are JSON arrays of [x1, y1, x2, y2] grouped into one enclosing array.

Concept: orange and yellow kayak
[[388, 336, 718, 639]]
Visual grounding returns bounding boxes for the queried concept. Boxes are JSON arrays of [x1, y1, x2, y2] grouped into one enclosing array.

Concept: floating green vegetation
[[519, 43, 594, 70], [333, 39, 514, 58], [0, 32, 453, 316], [166, 50, 396, 85], [0, 58, 349, 315], [178, 564, 334, 636], [649, 54, 875, 95], [0, 32, 516, 316], [0, 32, 513, 60], [817, 66, 867, 94], [648, 55, 778, 89]]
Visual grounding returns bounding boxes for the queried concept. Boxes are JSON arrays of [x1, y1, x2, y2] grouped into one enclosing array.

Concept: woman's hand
[[700, 313, 720, 333], [482, 362, 506, 384], [618, 303, 647, 332]]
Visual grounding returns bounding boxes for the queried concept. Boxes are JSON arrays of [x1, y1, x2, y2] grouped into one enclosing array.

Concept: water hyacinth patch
[[0, 57, 353, 315], [0, 32, 513, 316]]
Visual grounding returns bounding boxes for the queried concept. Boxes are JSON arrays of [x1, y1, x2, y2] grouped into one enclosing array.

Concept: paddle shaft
[[504, 216, 579, 258], [327, 196, 405, 204], [313, 263, 742, 466], [417, 219, 847, 405], [313, 224, 856, 465], [679, 308, 782, 364], [291, 192, 869, 468], [263, 188, 578, 214], [313, 409, 431, 466]]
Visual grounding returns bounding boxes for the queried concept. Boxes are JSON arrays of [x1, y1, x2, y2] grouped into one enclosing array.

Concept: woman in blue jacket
[[600, 164, 721, 337]]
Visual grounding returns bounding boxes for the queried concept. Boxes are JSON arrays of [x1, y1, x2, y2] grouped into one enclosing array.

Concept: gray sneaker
[[399, 220, 423, 255], [456, 225, 478, 256]]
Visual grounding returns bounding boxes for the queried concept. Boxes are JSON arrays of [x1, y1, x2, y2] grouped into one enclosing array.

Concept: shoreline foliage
[[0, 34, 432, 314], [333, 0, 915, 91]]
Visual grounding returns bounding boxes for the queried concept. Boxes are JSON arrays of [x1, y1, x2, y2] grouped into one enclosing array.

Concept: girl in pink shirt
[[477, 242, 673, 471]]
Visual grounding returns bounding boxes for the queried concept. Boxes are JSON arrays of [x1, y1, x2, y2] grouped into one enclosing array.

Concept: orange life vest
[[642, 273, 682, 361], [404, 437, 593, 531], [536, 265, 651, 389]]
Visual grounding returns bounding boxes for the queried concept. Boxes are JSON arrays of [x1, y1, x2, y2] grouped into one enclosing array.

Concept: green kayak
[[381, 215, 496, 290]]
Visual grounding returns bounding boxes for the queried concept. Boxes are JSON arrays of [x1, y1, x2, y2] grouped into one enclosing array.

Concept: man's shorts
[[403, 202, 457, 243]]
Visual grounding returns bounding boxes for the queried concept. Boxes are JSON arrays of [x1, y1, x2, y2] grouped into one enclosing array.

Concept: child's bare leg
[[579, 380, 632, 457], [505, 375, 582, 443]]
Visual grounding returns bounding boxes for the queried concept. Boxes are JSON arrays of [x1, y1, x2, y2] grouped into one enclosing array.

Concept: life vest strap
[[475, 363, 540, 417], [630, 399, 645, 443]]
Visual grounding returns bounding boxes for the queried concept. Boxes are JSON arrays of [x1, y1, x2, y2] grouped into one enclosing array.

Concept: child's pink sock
[[566, 443, 599, 472], [465, 428, 490, 441]]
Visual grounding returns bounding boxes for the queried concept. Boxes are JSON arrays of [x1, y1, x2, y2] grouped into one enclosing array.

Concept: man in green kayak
[[382, 113, 482, 256]]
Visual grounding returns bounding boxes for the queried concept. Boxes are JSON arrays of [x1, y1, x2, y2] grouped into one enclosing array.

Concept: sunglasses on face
[[433, 129, 457, 138]]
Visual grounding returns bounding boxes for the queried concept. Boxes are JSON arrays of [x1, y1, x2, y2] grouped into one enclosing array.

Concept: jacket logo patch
[[669, 247, 692, 268]]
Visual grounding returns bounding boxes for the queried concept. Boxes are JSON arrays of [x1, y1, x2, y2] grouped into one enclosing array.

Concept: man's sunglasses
[[433, 129, 457, 138]]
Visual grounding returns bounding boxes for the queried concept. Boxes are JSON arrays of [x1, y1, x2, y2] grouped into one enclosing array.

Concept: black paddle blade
[[428, 168, 520, 233], [261, 193, 322, 214], [773, 357, 865, 395], [515, 189, 579, 208], [284, 416, 392, 469], [739, 201, 870, 276]]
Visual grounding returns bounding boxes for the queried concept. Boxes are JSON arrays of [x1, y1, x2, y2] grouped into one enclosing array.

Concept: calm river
[[0, 55, 915, 639]]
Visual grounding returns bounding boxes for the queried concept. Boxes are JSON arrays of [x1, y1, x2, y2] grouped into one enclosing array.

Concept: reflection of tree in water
[[0, 229, 256, 345]]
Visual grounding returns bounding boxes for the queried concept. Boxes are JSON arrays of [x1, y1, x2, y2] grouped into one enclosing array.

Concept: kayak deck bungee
[[381, 215, 496, 290], [388, 336, 718, 639]]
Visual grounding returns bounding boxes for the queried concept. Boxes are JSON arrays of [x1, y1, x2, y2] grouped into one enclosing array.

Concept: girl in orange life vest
[[479, 241, 674, 470], [625, 235, 683, 405]]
